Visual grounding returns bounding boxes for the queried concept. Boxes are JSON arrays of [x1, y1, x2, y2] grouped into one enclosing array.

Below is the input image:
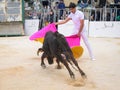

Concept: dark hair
[[69, 2, 76, 8]]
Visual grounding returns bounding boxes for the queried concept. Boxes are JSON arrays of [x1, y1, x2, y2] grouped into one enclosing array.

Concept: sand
[[0, 36, 120, 90]]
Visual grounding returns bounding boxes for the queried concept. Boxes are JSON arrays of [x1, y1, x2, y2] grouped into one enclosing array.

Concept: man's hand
[[77, 32, 81, 36]]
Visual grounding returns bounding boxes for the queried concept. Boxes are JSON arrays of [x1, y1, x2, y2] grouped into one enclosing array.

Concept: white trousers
[[81, 31, 94, 59]]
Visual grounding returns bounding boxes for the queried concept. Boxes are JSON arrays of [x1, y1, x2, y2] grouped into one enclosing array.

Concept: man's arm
[[77, 19, 84, 36], [55, 17, 71, 25]]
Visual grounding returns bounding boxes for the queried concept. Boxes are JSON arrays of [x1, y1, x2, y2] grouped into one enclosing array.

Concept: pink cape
[[29, 23, 57, 40], [66, 35, 80, 48], [29, 23, 81, 48]]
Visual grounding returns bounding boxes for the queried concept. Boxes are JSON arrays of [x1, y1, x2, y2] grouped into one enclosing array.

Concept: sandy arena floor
[[0, 36, 120, 90]]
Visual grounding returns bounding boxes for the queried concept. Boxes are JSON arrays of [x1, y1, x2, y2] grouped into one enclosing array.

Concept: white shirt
[[68, 10, 86, 35]]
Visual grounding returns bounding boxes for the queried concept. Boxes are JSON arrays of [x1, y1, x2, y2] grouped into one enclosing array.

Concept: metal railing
[[80, 7, 120, 21], [24, 7, 120, 29], [54, 7, 120, 21]]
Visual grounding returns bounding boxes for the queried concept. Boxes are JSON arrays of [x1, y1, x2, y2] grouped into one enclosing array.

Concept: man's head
[[69, 2, 76, 14]]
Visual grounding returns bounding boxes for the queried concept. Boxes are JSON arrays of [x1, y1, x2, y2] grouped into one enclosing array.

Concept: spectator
[[78, 0, 89, 8], [90, 10, 95, 21], [48, 9, 54, 23], [96, 10, 100, 21], [114, 0, 120, 3], [42, 0, 49, 8], [58, 0, 65, 19], [90, 9, 100, 21], [106, 12, 110, 21], [113, 0, 120, 20], [111, 10, 115, 21], [116, 15, 120, 21], [99, 0, 106, 8], [116, 9, 120, 21], [33, 0, 41, 12], [27, 12, 33, 19], [94, 0, 100, 8]]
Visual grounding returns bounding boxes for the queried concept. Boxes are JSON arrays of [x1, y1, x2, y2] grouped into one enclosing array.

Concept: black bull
[[37, 31, 86, 79]]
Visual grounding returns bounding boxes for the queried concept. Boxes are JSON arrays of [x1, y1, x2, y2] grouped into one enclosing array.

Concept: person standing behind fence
[[77, 0, 89, 8], [42, 0, 49, 8], [55, 2, 95, 60], [48, 9, 54, 23], [58, 0, 65, 19]]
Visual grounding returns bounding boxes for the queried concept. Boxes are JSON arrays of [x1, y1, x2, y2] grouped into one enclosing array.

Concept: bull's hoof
[[55, 65, 62, 69], [57, 65, 62, 69], [71, 75, 75, 79], [41, 64, 46, 69], [81, 74, 87, 79], [70, 73, 75, 79]]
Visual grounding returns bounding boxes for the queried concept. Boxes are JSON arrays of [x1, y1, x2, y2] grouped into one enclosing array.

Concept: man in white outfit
[[55, 2, 95, 60]]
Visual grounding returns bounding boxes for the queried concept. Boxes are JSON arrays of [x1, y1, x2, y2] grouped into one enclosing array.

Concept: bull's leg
[[47, 56, 54, 64], [56, 59, 62, 69], [41, 53, 46, 69], [70, 56, 87, 79], [57, 55, 75, 79]]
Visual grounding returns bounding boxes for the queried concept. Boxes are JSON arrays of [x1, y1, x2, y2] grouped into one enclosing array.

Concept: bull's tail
[[37, 48, 44, 56]]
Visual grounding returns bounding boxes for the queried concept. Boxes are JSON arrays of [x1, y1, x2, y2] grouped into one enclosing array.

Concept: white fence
[[24, 19, 39, 35], [89, 21, 120, 38], [24, 19, 120, 38], [58, 20, 120, 38]]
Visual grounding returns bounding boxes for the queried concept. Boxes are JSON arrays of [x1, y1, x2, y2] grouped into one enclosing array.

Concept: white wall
[[24, 19, 120, 38], [25, 19, 39, 35], [58, 20, 74, 36], [58, 20, 120, 38], [89, 21, 120, 38], [58, 20, 89, 36]]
